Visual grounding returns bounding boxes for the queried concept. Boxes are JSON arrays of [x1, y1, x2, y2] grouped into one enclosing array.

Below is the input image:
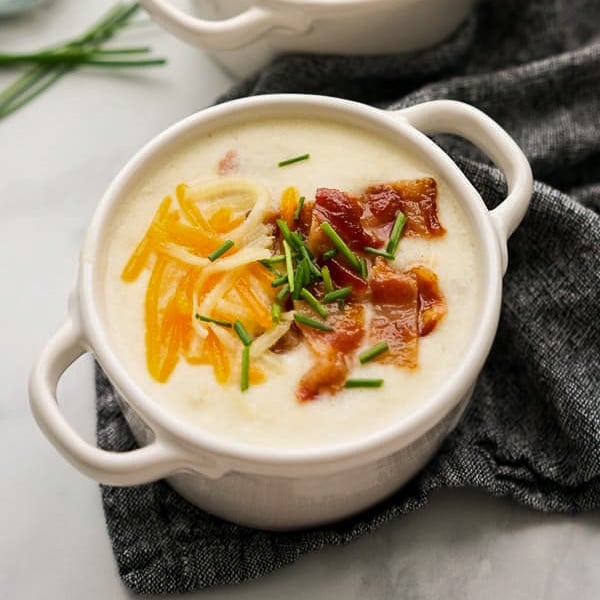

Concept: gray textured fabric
[[96, 0, 600, 593]]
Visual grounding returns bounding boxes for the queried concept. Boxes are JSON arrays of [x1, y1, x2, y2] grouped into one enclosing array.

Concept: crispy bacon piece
[[411, 266, 447, 336], [326, 257, 369, 300], [308, 187, 379, 256], [369, 258, 419, 368], [362, 178, 445, 240], [217, 149, 240, 175], [295, 303, 365, 401]]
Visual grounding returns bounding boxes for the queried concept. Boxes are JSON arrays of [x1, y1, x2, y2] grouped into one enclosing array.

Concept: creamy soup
[[102, 117, 480, 449]]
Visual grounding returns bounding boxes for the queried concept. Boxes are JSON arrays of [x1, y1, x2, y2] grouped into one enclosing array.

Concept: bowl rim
[[79, 93, 502, 468]]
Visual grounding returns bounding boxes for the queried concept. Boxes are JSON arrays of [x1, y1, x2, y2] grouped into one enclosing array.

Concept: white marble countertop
[[1, 1, 598, 598]]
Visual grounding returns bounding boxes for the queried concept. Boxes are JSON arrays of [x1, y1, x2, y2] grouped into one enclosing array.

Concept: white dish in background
[[29, 94, 532, 530], [138, 0, 475, 78]]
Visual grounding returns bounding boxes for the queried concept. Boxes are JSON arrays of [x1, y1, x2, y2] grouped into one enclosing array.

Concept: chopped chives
[[344, 378, 384, 388], [321, 265, 334, 293], [364, 247, 394, 260], [277, 219, 300, 250], [292, 260, 307, 299], [241, 346, 250, 391], [300, 288, 328, 318], [233, 320, 252, 346], [294, 313, 333, 332], [283, 240, 295, 293], [207, 239, 234, 262], [276, 283, 290, 303], [359, 257, 368, 279], [271, 302, 281, 323], [293, 196, 305, 221], [323, 286, 352, 303], [322, 249, 337, 261], [320, 222, 361, 273], [278, 153, 310, 167], [195, 314, 232, 328], [300, 245, 322, 279], [260, 254, 286, 265], [358, 342, 389, 364], [271, 274, 288, 287], [386, 211, 407, 256]]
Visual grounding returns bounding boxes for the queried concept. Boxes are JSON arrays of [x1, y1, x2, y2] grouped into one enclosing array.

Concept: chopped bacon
[[362, 178, 445, 240], [411, 266, 447, 336], [326, 257, 368, 300], [217, 149, 240, 175], [295, 303, 365, 400], [369, 258, 419, 368], [308, 188, 379, 256]]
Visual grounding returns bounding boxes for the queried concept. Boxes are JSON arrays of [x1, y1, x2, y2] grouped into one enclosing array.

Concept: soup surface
[[102, 117, 480, 449]]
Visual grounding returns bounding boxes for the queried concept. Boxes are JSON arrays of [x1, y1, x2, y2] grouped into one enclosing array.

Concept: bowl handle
[[391, 100, 533, 272], [29, 318, 187, 486], [138, 0, 310, 51]]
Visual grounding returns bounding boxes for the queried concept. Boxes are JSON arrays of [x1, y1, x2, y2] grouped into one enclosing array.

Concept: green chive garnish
[[359, 257, 368, 279], [294, 313, 333, 332], [271, 274, 288, 288], [386, 211, 407, 257], [241, 346, 250, 392], [322, 249, 337, 261], [300, 288, 328, 318], [276, 284, 290, 303], [320, 222, 361, 273], [271, 302, 282, 323], [276, 219, 300, 250], [278, 153, 310, 167], [300, 245, 322, 279], [358, 342, 389, 364], [233, 320, 252, 346], [292, 260, 307, 300], [207, 239, 234, 262], [323, 286, 352, 303], [195, 314, 232, 328], [260, 254, 286, 265], [293, 196, 305, 221], [364, 247, 394, 260], [283, 240, 295, 293], [321, 265, 334, 293], [344, 378, 384, 388]]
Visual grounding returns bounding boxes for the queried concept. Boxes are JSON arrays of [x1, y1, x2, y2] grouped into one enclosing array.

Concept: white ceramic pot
[[139, 0, 475, 78], [29, 95, 532, 530]]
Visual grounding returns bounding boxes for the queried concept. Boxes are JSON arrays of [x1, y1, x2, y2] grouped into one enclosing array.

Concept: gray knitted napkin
[[97, 0, 600, 593]]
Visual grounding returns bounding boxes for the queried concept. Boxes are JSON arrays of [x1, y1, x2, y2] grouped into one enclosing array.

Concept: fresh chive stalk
[[364, 247, 394, 260], [358, 342, 389, 364], [386, 211, 407, 256], [300, 288, 328, 318], [0, 2, 166, 121], [293, 196, 305, 221], [233, 320, 252, 346], [276, 284, 290, 303], [271, 274, 288, 288], [344, 378, 384, 388], [260, 254, 286, 265], [300, 245, 322, 279], [321, 265, 334, 293], [207, 239, 234, 262], [294, 313, 333, 332], [271, 302, 282, 323], [195, 314, 233, 328], [320, 222, 361, 273], [322, 249, 337, 261], [323, 286, 352, 303], [241, 346, 250, 392], [283, 240, 295, 293], [359, 257, 368, 279], [278, 153, 310, 167]]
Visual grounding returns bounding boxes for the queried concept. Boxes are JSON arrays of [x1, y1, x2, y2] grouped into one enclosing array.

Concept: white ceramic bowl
[[29, 95, 531, 530], [139, 0, 475, 77]]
